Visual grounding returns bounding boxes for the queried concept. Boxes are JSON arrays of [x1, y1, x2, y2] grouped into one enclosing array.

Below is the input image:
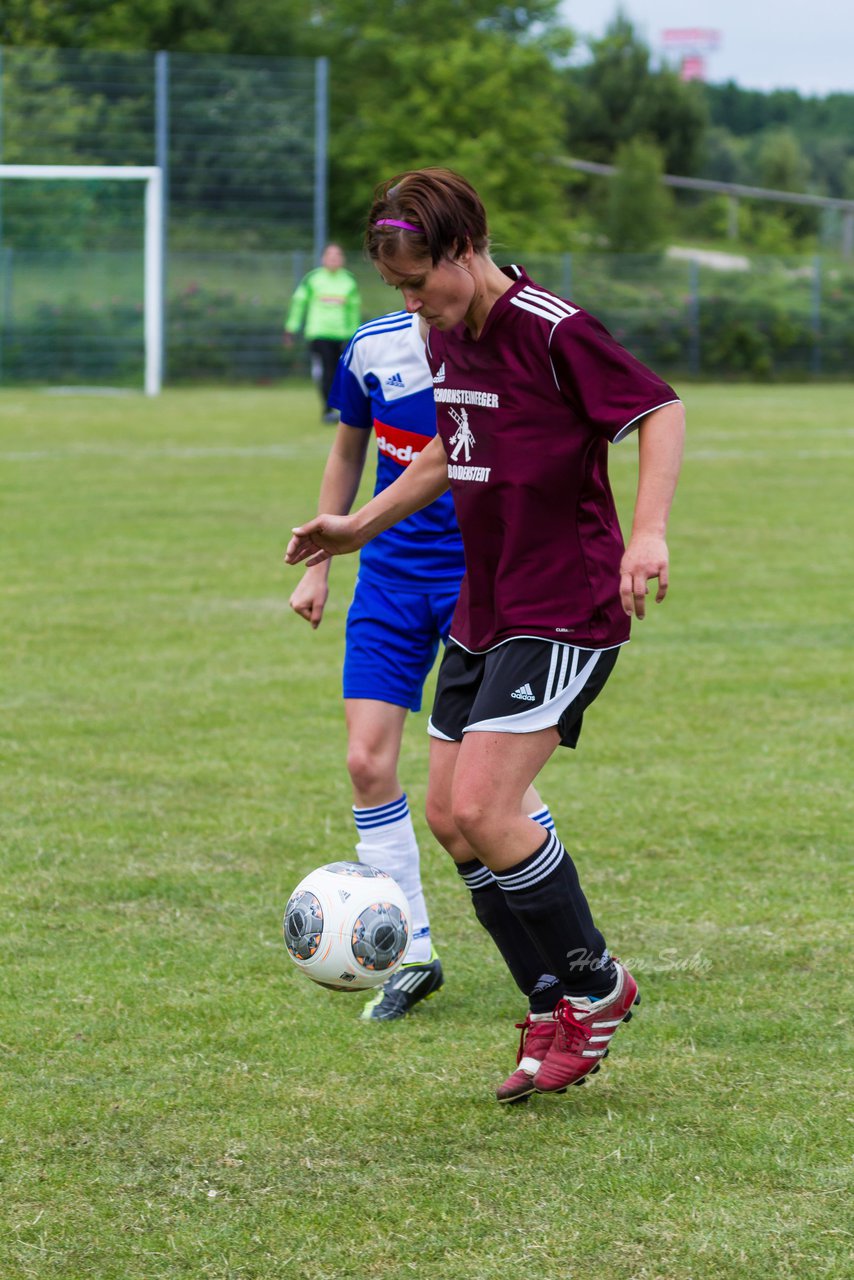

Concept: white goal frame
[[0, 164, 164, 395]]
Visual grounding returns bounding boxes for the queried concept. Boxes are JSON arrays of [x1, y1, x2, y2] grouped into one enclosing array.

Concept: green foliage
[[567, 14, 708, 174], [162, 57, 317, 252], [166, 283, 289, 381], [705, 79, 854, 143], [0, 49, 148, 250], [0, 283, 292, 384], [701, 82, 854, 205], [326, 29, 574, 249], [305, 0, 566, 47], [309, 0, 575, 247], [756, 128, 810, 193], [0, 47, 318, 254], [1, 295, 143, 384], [6, 253, 854, 386], [1, 5, 577, 253], [0, 0, 305, 54], [605, 139, 672, 252], [3, 2, 854, 256], [749, 210, 800, 255], [700, 125, 749, 184]]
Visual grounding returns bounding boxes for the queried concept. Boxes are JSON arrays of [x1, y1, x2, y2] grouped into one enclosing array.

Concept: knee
[[451, 794, 492, 850], [425, 790, 456, 851], [346, 742, 391, 799]]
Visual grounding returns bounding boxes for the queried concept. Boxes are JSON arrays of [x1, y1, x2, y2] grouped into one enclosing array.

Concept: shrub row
[[2, 270, 852, 384]]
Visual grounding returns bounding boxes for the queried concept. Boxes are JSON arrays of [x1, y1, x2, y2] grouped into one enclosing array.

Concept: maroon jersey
[[425, 266, 680, 652]]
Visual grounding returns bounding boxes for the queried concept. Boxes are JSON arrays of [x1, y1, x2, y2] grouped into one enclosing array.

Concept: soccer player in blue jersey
[[289, 309, 562, 1022]]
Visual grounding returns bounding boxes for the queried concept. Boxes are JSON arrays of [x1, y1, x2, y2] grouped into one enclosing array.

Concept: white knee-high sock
[[353, 794, 432, 963]]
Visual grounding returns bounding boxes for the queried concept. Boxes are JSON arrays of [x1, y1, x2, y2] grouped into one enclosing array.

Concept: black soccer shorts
[[427, 637, 620, 749]]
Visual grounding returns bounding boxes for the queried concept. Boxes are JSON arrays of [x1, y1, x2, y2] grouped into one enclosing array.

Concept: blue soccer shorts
[[343, 575, 460, 712]]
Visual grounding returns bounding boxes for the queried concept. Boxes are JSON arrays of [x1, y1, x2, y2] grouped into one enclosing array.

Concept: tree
[[3, 0, 581, 251], [0, 0, 304, 54], [605, 139, 672, 252], [566, 14, 707, 175], [755, 128, 810, 193], [753, 127, 816, 239], [323, 27, 575, 247], [701, 126, 749, 185], [301, 0, 576, 246]]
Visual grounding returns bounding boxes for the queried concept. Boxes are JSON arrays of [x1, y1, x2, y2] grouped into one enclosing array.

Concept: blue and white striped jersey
[[330, 311, 464, 590]]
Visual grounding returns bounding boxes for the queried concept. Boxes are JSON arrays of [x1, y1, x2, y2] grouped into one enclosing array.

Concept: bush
[[1, 297, 143, 385], [1, 284, 297, 385], [2, 263, 852, 385]]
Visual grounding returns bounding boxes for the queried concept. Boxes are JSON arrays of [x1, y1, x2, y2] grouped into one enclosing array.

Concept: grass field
[[1, 382, 851, 1280]]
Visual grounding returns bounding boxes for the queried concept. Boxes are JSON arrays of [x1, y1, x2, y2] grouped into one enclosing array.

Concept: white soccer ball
[[283, 861, 411, 991]]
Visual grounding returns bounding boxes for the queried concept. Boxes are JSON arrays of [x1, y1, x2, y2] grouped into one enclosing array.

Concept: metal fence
[[1, 245, 852, 387], [0, 47, 325, 254], [0, 47, 852, 386], [0, 46, 326, 386]]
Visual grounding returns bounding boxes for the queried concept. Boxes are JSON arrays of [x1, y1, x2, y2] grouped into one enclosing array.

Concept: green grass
[[1, 383, 851, 1279]]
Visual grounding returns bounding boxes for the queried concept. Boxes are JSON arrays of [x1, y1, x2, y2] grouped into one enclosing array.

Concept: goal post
[[0, 164, 164, 395]]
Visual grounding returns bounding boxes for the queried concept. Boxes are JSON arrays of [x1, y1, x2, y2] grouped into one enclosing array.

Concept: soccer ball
[[283, 861, 411, 991]]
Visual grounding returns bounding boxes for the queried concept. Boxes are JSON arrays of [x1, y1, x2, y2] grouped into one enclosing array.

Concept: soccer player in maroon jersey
[[286, 168, 685, 1103]]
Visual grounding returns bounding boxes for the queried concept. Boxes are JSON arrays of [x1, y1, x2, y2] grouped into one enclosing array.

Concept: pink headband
[[374, 218, 424, 233]]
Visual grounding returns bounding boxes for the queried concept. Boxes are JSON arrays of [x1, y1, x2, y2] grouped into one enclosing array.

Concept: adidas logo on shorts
[[510, 682, 536, 702]]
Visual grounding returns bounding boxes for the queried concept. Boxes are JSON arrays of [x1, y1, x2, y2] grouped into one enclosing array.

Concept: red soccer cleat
[[495, 1012, 558, 1103], [533, 963, 639, 1094]]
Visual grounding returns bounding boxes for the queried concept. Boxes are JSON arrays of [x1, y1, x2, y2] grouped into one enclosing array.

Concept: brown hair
[[365, 168, 490, 266]]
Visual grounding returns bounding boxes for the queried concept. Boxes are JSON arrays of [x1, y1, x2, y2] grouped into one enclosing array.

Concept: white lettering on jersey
[[434, 388, 499, 408], [376, 434, 422, 464], [448, 464, 491, 482]]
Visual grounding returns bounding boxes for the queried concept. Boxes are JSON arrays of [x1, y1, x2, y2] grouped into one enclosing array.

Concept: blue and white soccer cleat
[[359, 947, 444, 1022]]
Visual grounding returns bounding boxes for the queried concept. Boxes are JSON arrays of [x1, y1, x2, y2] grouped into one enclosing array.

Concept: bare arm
[[620, 401, 685, 619], [285, 434, 450, 568], [288, 422, 371, 628]]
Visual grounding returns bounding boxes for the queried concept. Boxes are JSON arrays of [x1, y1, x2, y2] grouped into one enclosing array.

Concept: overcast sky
[[560, 0, 854, 96]]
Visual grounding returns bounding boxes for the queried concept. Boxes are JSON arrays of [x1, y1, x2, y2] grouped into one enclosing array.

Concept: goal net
[[0, 165, 163, 394]]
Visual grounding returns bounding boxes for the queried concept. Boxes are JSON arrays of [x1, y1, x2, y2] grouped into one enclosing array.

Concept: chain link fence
[[2, 244, 852, 387], [0, 46, 324, 386], [0, 47, 852, 387]]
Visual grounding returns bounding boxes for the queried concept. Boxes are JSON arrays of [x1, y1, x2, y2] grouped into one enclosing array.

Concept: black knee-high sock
[[456, 860, 562, 1013], [494, 832, 617, 998]]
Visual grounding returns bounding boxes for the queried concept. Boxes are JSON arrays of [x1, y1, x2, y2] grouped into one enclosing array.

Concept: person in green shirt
[[284, 244, 362, 423]]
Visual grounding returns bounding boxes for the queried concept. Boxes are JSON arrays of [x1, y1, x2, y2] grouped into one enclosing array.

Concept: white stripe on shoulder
[[346, 312, 412, 348], [511, 293, 578, 327], [343, 313, 416, 367], [520, 286, 580, 318], [613, 399, 682, 444], [511, 296, 567, 324], [358, 310, 409, 332]]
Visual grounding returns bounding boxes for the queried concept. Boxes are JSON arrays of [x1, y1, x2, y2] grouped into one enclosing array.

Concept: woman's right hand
[[285, 513, 365, 568]]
